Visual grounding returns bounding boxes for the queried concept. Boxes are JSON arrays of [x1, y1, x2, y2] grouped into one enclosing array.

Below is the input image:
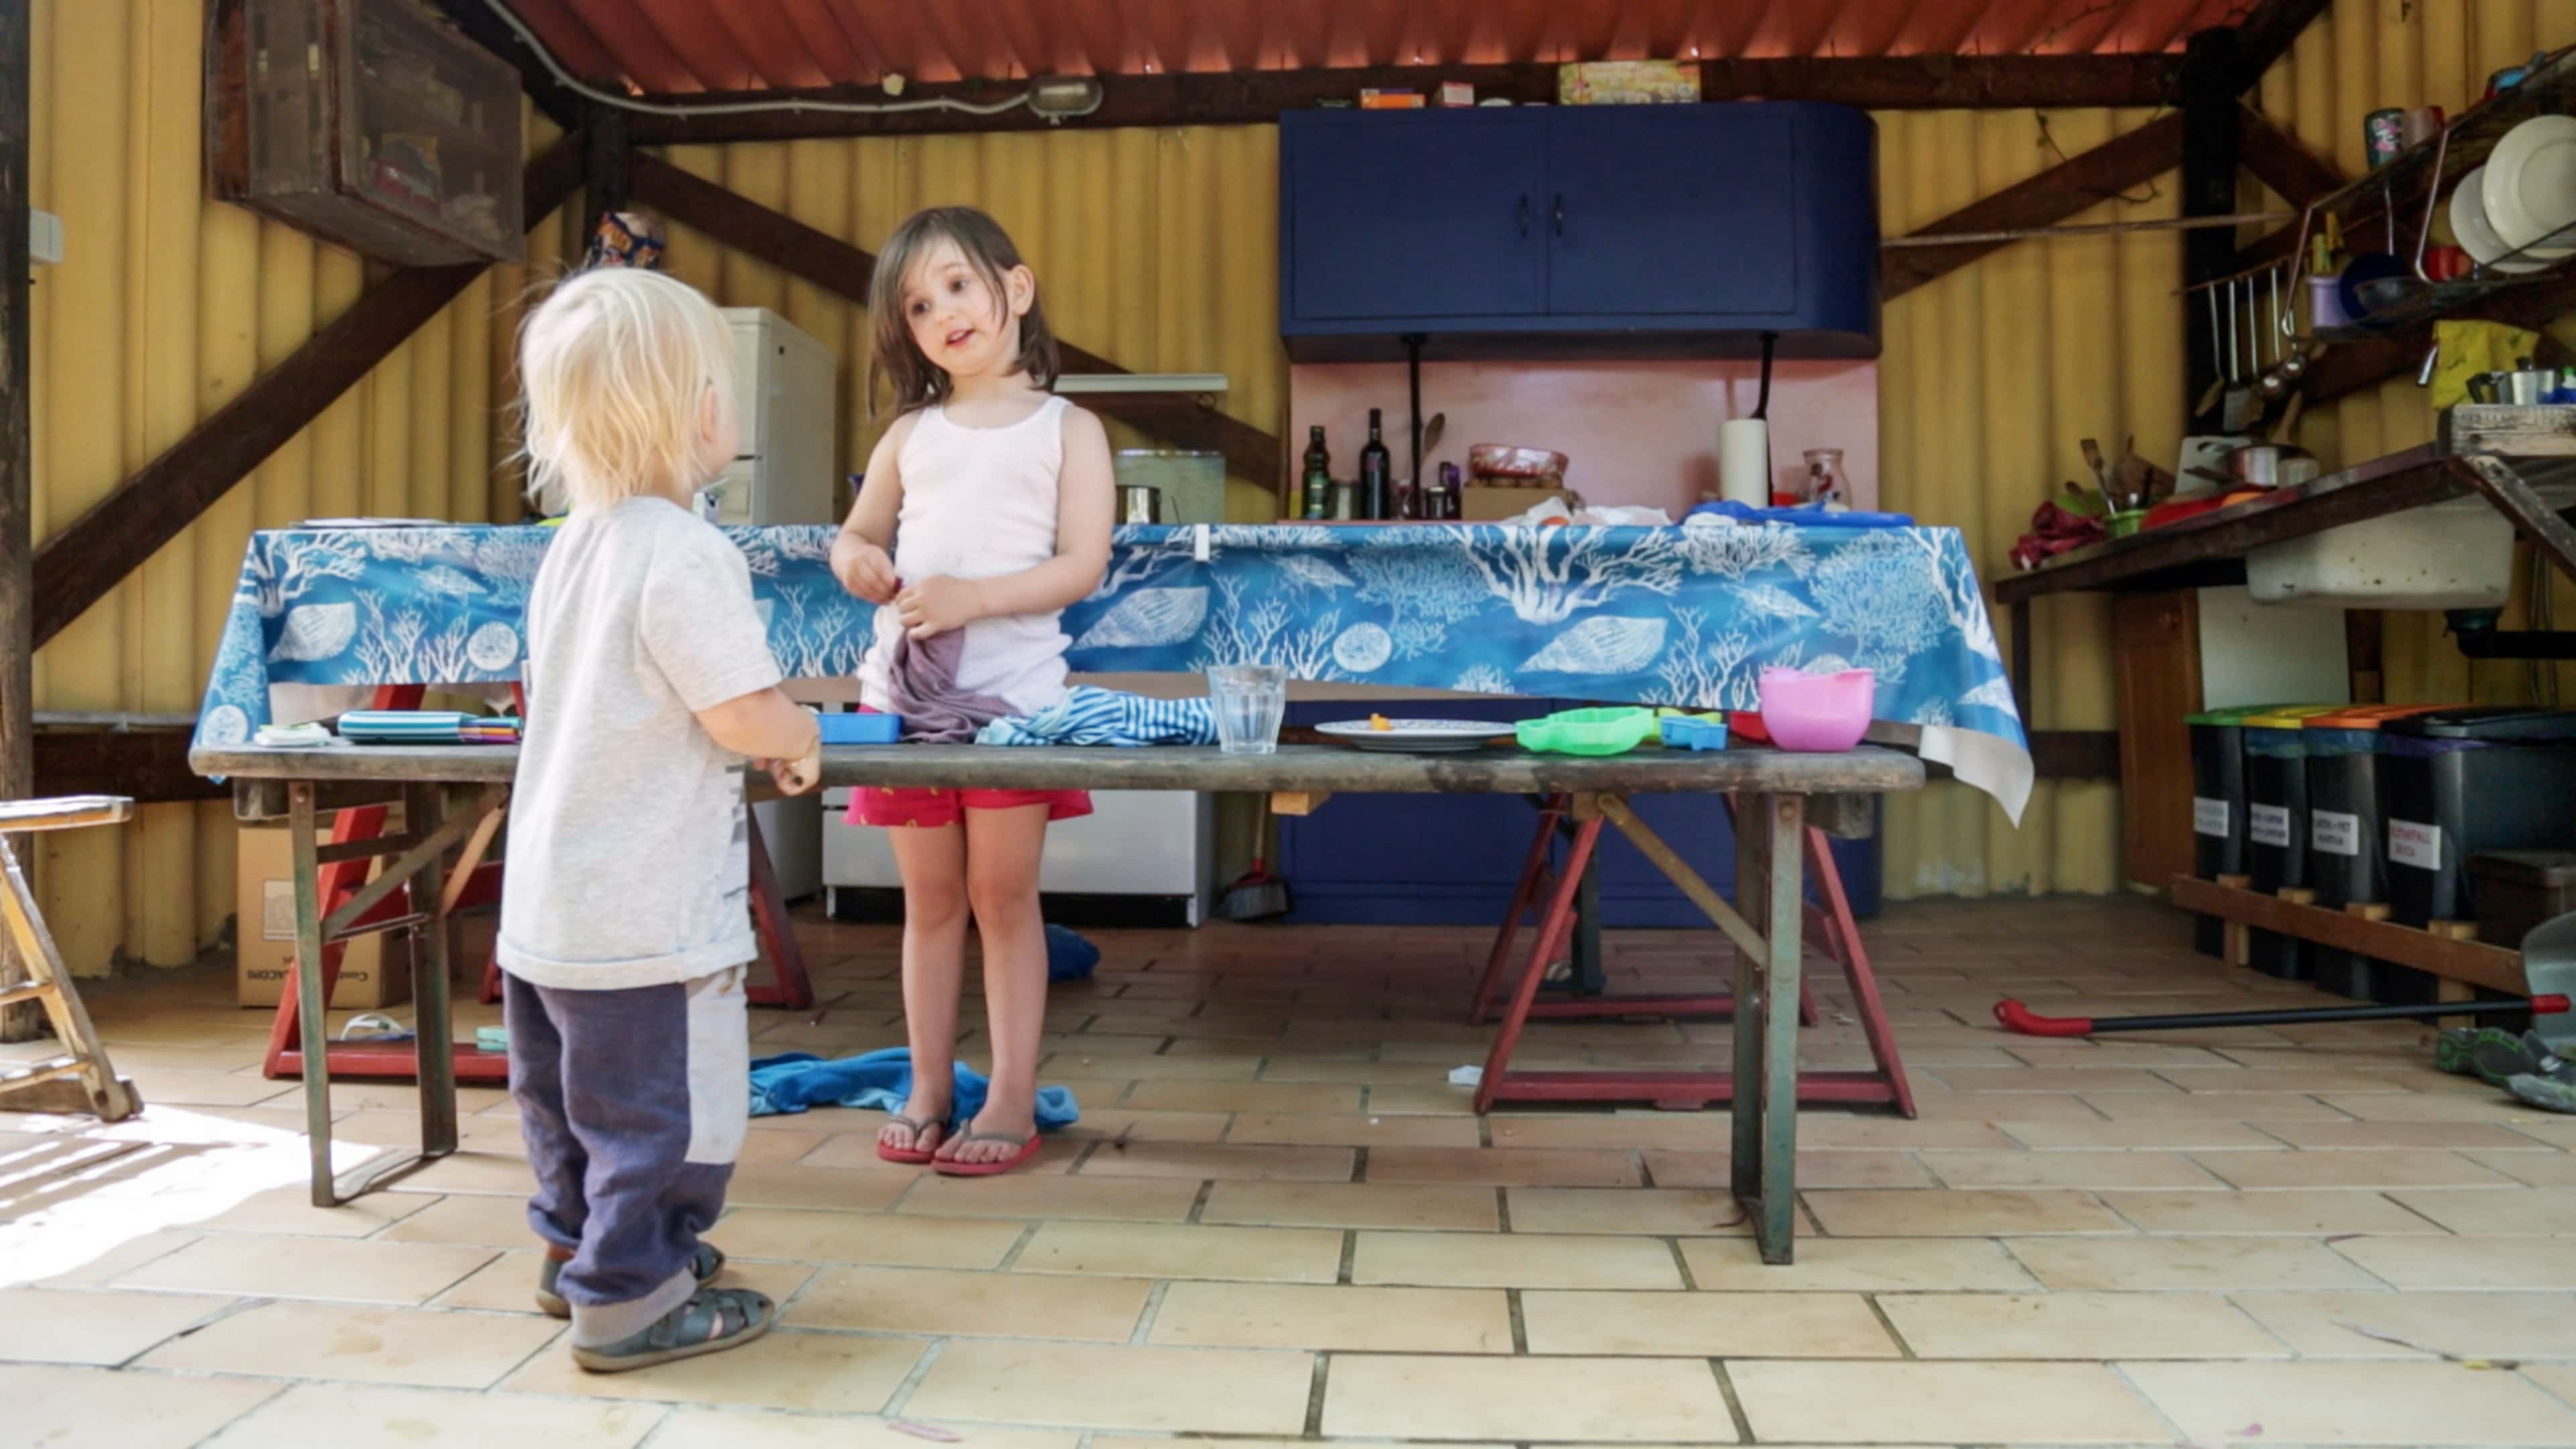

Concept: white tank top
[[855, 394, 1073, 716]]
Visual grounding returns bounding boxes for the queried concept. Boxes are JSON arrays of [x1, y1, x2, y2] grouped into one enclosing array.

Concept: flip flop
[[932, 1129, 1043, 1177], [876, 1112, 949, 1165]]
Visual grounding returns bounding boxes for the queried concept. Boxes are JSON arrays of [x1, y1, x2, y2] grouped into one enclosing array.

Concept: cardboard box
[[235, 822, 403, 1009], [1461, 485, 1574, 522], [1558, 60, 1701, 105]]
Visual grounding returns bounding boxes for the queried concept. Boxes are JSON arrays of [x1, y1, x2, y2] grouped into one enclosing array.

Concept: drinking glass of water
[[1208, 664, 1289, 755]]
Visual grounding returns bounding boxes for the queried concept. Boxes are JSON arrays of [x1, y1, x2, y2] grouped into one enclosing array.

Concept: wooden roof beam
[[426, 0, 585, 131], [2230, 0, 2336, 91], [32, 133, 586, 650], [1881, 112, 2186, 301], [628, 153, 1282, 488]]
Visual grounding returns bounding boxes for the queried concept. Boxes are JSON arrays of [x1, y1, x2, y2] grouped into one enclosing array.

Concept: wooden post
[[0, 0, 35, 1042], [584, 103, 631, 244], [2180, 27, 2241, 433]]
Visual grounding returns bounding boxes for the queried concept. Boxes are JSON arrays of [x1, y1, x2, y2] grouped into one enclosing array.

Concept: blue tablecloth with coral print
[[195, 522, 2031, 817]]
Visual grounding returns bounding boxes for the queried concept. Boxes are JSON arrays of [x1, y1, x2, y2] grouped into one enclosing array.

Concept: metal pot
[[1116, 483, 1163, 524], [2223, 443, 2320, 490]]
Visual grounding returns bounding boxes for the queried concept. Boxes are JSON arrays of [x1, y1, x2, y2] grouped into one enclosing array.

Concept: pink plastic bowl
[[1756, 667, 1876, 752]]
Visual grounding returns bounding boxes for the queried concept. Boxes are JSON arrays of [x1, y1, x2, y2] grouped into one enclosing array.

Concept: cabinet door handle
[[1517, 194, 1530, 237], [1552, 194, 1566, 235]]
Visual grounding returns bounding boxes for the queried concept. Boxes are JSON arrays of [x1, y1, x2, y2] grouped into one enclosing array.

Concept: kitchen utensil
[[2271, 388, 2306, 445], [1513, 707, 1658, 757], [2259, 268, 2288, 399], [1116, 483, 1163, 523], [2080, 437, 2110, 496], [1758, 667, 1875, 752], [2222, 443, 2320, 489], [1319, 717, 1513, 753], [1419, 412, 1446, 460], [2196, 285, 2228, 416], [2186, 466, 2239, 488], [2338, 252, 2411, 323], [2221, 277, 2257, 431], [1209, 664, 1289, 755], [2308, 274, 2349, 329], [2451, 167, 2544, 273], [2483, 115, 2576, 260], [2176, 435, 2247, 498], [2502, 368, 2559, 404]]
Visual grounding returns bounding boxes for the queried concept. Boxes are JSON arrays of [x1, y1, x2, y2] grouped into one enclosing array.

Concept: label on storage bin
[[2312, 810, 2361, 858], [2193, 797, 2229, 837], [2389, 818, 2443, 870], [2249, 804, 2292, 849]]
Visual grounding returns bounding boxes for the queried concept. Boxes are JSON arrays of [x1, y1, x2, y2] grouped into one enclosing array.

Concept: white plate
[[1316, 718, 1513, 753], [2452, 167, 2551, 273], [2483, 115, 2576, 259]]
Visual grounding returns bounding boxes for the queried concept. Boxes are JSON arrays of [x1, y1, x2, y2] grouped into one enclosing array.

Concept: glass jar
[[1802, 448, 1847, 506]]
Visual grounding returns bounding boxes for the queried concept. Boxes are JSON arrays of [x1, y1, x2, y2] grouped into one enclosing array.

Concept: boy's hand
[[833, 539, 899, 604], [896, 576, 985, 641]]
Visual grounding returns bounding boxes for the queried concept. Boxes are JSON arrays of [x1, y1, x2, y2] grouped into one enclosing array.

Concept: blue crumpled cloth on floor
[[749, 1046, 1082, 1126], [1047, 922, 1099, 981]]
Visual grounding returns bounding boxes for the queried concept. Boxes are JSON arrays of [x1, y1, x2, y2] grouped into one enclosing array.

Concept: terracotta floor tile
[[716, 1165, 915, 1212], [1203, 1181, 1499, 1232], [2155, 1067, 2416, 1094], [1506, 1187, 1753, 1236], [1729, 1360, 2169, 1445], [1075, 1141, 1355, 1183], [2334, 1234, 2576, 1289], [502, 1328, 924, 1413], [713, 1206, 1024, 1267], [1227, 1112, 1481, 1148], [178, 1183, 431, 1237], [1368, 1145, 1640, 1188], [1487, 1114, 1727, 1151], [1324, 1353, 1735, 1442], [786, 1264, 1150, 1340], [1352, 1230, 1681, 1289], [2470, 1149, 2576, 1187], [121, 1067, 299, 1108], [140, 1301, 564, 1388], [2234, 1289, 2576, 1358], [2006, 1043, 2234, 1069], [1059, 1109, 1234, 1144], [31, 1230, 203, 1288], [0, 1364, 281, 1449], [2393, 1186, 2576, 1235], [1042, 1052, 1262, 1081], [2085, 1091, 2351, 1121], [1929, 1067, 2180, 1093], [0, 1287, 237, 1365], [1643, 1148, 1936, 1189], [201, 1385, 663, 1448], [904, 1340, 1312, 1433], [2009, 1235, 2387, 1291], [1150, 1280, 1511, 1352], [1879, 1290, 2288, 1359], [1126, 1080, 1362, 1114], [1523, 1288, 1895, 1356], [1258, 1057, 1453, 1084], [114, 1233, 496, 1305], [1360, 1085, 1481, 1115], [2127, 1360, 2576, 1445], [1682, 1234, 2041, 1292], [1998, 1119, 2287, 1150], [2317, 1091, 2556, 1124], [382, 1150, 537, 1196], [376, 1192, 544, 1248], [2199, 1147, 2520, 1190], [1919, 1148, 2227, 1190], [1803, 1188, 2129, 1236], [2259, 1119, 2555, 1150], [899, 1173, 1201, 1222], [2100, 1187, 2445, 1235], [1904, 1091, 2110, 1122], [791, 1132, 963, 1171], [652, 1411, 1079, 1449], [1012, 1220, 1344, 1283], [1795, 1117, 2021, 1150]]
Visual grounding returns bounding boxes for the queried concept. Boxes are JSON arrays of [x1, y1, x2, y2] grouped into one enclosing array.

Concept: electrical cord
[[475, 0, 1036, 119]]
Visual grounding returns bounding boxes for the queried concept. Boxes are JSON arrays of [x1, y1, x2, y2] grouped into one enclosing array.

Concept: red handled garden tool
[[1994, 993, 2569, 1038]]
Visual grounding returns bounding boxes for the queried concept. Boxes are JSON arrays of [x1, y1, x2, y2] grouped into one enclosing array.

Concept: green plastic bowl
[[1515, 706, 1659, 756]]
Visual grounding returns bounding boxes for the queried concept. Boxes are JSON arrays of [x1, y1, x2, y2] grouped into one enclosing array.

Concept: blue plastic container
[[1658, 715, 1729, 751], [818, 712, 902, 745]]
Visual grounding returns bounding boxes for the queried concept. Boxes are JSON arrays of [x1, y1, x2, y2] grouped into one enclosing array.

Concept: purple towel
[[885, 630, 1016, 743]]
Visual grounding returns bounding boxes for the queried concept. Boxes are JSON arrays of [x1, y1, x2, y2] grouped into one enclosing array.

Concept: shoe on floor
[[537, 1241, 724, 1319], [2434, 1026, 2546, 1086], [571, 1284, 775, 1373]]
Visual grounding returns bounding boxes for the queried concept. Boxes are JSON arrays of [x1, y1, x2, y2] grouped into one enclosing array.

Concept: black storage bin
[[2383, 708, 2576, 929], [2186, 704, 2294, 958], [2303, 706, 2453, 1002], [2242, 709, 2342, 979]]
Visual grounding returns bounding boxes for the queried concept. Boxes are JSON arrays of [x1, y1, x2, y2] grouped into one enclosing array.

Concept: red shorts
[[840, 708, 1091, 829], [845, 786, 1093, 830]]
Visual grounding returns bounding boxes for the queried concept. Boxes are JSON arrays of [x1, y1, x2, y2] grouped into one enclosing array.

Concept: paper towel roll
[[1719, 419, 1770, 506]]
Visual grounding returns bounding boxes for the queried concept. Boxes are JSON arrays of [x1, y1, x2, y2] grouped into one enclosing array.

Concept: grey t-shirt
[[498, 497, 784, 990]]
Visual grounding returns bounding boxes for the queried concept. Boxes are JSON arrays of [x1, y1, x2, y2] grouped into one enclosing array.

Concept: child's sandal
[[537, 1241, 724, 1319], [875, 1112, 949, 1165], [570, 1284, 776, 1373], [932, 1129, 1043, 1178]]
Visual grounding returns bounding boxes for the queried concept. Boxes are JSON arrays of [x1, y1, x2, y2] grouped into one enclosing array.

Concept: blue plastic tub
[[1658, 715, 1729, 751], [818, 712, 902, 745]]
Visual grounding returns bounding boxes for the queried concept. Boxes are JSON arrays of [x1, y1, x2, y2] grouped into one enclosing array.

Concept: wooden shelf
[[2170, 875, 2524, 996]]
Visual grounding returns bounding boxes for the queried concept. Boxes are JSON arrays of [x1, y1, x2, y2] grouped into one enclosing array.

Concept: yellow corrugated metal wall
[[2253, 0, 2576, 712], [1873, 108, 2180, 899], [30, 1, 567, 976]]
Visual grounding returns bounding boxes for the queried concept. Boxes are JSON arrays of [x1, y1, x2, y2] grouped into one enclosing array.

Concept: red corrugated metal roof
[[498, 0, 2245, 95]]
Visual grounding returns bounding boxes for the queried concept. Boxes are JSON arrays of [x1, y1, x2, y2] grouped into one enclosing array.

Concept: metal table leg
[[288, 784, 335, 1206], [1730, 790, 1808, 1263]]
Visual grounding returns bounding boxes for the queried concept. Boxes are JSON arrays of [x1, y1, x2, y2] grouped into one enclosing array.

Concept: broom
[[1216, 794, 1291, 921]]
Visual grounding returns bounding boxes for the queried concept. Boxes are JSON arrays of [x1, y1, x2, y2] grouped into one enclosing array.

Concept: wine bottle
[[1300, 425, 1332, 520], [1358, 409, 1392, 520]]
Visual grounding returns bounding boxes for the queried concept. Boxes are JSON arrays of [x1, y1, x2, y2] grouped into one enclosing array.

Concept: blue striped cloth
[[976, 686, 1217, 747]]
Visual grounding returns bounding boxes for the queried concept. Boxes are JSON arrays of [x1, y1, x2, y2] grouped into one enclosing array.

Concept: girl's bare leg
[[946, 804, 1051, 1166], [879, 822, 969, 1157]]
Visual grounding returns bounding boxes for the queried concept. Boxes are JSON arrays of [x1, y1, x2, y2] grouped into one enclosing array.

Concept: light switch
[[29, 209, 61, 266]]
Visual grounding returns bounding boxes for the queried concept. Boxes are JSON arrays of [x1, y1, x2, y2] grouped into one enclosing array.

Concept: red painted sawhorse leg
[[1467, 791, 1913, 1116]]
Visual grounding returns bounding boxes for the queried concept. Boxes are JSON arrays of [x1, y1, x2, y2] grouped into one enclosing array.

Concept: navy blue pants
[[506, 966, 747, 1340]]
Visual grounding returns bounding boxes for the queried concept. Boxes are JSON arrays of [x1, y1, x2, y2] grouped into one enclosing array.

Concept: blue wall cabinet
[[1280, 103, 1879, 360]]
